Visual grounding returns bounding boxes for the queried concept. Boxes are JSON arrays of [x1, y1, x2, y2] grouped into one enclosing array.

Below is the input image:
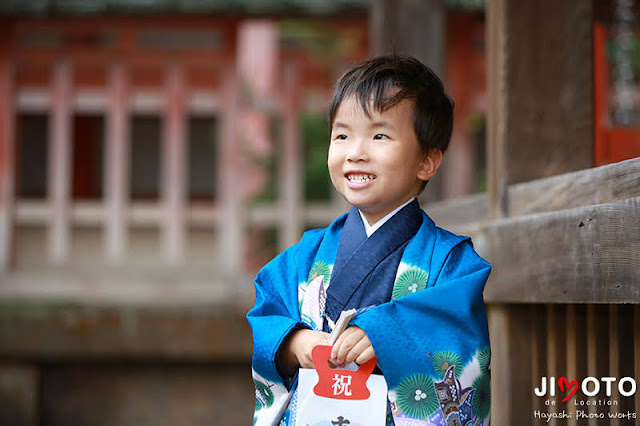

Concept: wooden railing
[[429, 157, 640, 426]]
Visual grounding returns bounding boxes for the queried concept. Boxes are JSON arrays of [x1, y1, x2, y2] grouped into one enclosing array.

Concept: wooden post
[[218, 66, 242, 272], [609, 304, 620, 425], [105, 62, 129, 264], [510, 305, 533, 423], [586, 305, 597, 426], [488, 305, 511, 426], [0, 363, 39, 426], [279, 62, 302, 251], [486, 0, 593, 218], [546, 305, 558, 425], [531, 305, 544, 417], [162, 63, 187, 265], [566, 304, 577, 426], [488, 304, 532, 426], [0, 57, 14, 272], [635, 305, 639, 423], [48, 60, 73, 264]]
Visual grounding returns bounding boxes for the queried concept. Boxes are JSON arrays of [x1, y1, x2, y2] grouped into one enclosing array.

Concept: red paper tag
[[311, 345, 377, 400]]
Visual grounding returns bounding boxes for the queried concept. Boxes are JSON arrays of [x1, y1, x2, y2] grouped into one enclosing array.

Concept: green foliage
[[248, 112, 332, 204], [250, 153, 279, 203], [607, 35, 640, 75], [278, 20, 356, 67], [302, 113, 333, 201], [250, 117, 280, 204]]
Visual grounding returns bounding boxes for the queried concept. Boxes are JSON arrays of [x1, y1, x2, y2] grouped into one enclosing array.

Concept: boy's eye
[[335, 134, 348, 141], [373, 134, 389, 140]]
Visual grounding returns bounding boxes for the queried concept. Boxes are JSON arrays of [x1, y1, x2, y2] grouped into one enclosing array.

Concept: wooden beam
[[429, 157, 640, 229], [0, 57, 15, 272], [48, 60, 73, 264], [104, 62, 130, 264], [161, 63, 186, 265], [17, 90, 222, 116], [16, 89, 50, 112], [481, 196, 640, 304], [509, 157, 640, 217], [425, 193, 487, 229], [0, 301, 252, 361]]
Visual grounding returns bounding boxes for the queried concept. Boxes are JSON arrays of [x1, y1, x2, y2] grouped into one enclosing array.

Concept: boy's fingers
[[308, 332, 331, 366], [331, 334, 344, 358], [333, 331, 356, 361], [300, 357, 311, 369], [317, 331, 331, 341], [293, 330, 331, 369], [344, 338, 371, 364], [355, 346, 375, 365], [333, 327, 365, 363], [331, 335, 343, 359], [328, 358, 343, 368]]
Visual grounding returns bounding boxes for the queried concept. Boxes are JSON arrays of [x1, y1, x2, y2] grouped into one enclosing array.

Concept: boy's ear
[[417, 149, 443, 181]]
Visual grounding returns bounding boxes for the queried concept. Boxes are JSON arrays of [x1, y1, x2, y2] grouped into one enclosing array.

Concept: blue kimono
[[248, 200, 492, 426]]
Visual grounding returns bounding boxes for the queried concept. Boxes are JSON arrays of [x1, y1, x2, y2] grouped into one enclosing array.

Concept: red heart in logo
[[558, 376, 578, 402]]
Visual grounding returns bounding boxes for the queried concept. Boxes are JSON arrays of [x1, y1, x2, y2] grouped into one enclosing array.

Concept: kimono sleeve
[[352, 239, 491, 407], [246, 245, 304, 385]]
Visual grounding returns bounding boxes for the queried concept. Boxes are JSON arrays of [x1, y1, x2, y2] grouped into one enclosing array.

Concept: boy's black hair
[[328, 54, 454, 191]]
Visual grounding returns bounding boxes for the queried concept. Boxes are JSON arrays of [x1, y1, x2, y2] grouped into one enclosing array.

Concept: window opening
[[72, 114, 104, 200], [17, 113, 49, 199], [188, 116, 217, 201], [130, 115, 161, 200]]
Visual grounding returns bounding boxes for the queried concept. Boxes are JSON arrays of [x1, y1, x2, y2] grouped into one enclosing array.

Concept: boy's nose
[[346, 139, 369, 162]]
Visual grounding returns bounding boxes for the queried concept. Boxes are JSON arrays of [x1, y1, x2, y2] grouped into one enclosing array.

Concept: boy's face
[[328, 94, 441, 225]]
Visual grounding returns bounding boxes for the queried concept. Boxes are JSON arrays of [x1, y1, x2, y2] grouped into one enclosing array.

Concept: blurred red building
[[0, 3, 372, 424]]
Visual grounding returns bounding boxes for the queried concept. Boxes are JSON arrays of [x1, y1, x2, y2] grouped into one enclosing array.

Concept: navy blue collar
[[325, 198, 423, 322]]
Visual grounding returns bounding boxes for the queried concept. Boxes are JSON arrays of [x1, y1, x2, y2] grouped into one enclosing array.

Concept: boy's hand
[[330, 326, 375, 366], [280, 329, 330, 376]]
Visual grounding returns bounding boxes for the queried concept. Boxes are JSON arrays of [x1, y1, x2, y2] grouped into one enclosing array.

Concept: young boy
[[248, 55, 491, 426]]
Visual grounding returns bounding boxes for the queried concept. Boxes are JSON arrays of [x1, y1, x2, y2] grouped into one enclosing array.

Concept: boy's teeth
[[347, 174, 375, 182]]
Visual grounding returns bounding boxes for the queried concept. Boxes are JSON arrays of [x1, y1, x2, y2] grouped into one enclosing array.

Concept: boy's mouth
[[346, 173, 376, 182], [345, 173, 376, 188]]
